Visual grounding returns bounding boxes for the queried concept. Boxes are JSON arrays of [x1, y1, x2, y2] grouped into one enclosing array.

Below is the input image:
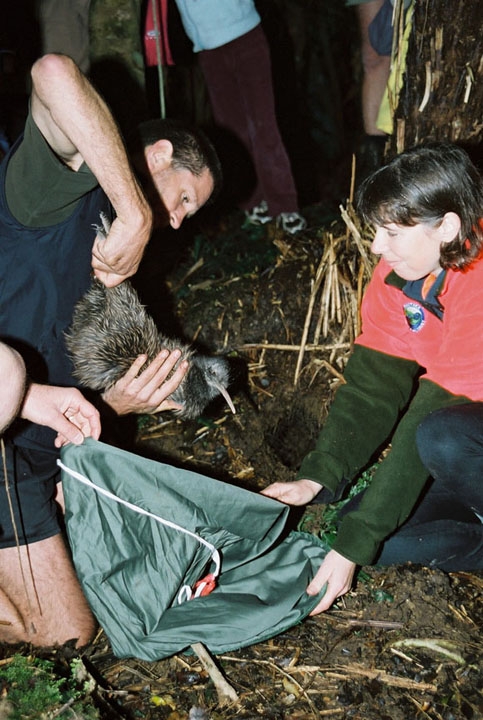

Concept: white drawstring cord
[[57, 459, 220, 604]]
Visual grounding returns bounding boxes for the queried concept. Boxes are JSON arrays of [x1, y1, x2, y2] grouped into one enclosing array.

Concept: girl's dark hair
[[128, 118, 223, 202], [356, 143, 483, 270]]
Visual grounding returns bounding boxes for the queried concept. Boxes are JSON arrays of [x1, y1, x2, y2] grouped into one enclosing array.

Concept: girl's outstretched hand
[[261, 478, 322, 506]]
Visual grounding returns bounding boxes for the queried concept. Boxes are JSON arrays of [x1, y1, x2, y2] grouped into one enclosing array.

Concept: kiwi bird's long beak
[[215, 382, 236, 414]]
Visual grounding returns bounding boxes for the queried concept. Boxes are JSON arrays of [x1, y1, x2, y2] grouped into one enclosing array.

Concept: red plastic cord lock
[[192, 573, 217, 598]]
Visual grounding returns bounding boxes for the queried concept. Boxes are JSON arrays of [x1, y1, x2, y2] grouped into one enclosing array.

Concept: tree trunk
[[391, 0, 483, 154]]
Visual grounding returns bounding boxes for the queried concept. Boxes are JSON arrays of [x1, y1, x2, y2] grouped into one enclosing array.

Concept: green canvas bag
[[59, 438, 328, 661]]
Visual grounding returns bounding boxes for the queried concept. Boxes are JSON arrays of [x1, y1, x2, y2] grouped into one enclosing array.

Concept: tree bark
[[391, 0, 483, 154]]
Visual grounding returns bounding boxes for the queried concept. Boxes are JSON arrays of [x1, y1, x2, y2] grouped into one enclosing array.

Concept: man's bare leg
[[356, 0, 391, 136], [0, 533, 96, 647]]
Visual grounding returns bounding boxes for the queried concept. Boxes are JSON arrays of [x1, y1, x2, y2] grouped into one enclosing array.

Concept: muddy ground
[[87, 207, 481, 720], [1, 3, 481, 716], [2, 207, 482, 720]]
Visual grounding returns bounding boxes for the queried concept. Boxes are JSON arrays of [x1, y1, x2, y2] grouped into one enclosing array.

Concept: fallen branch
[[191, 642, 239, 706], [294, 253, 327, 386], [325, 614, 404, 630], [324, 663, 437, 692], [218, 654, 321, 718], [305, 358, 346, 385], [391, 638, 467, 665], [339, 204, 373, 276], [240, 342, 351, 352]]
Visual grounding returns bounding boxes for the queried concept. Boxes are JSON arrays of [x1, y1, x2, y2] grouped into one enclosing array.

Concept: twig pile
[[294, 201, 375, 385], [242, 200, 376, 387]]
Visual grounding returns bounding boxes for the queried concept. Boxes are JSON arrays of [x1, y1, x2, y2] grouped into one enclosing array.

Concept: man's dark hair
[[129, 118, 223, 202], [357, 143, 483, 270]]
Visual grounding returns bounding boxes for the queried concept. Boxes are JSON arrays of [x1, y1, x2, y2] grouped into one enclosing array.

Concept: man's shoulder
[[5, 112, 98, 227]]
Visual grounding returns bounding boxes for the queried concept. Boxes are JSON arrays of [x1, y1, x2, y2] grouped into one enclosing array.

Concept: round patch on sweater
[[403, 302, 425, 332]]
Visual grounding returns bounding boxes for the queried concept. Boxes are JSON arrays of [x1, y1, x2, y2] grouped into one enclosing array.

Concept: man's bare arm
[[30, 53, 152, 284]]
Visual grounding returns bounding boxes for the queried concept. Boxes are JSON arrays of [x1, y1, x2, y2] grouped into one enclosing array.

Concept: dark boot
[[356, 134, 388, 186]]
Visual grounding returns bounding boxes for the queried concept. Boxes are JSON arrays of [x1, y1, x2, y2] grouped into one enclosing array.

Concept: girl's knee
[[416, 406, 476, 478], [417, 410, 456, 470]]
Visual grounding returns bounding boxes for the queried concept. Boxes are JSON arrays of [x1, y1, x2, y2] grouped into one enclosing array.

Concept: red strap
[[144, 0, 174, 67]]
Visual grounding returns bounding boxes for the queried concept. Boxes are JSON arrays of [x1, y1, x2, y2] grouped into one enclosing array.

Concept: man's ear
[[439, 212, 461, 244], [144, 139, 173, 172]]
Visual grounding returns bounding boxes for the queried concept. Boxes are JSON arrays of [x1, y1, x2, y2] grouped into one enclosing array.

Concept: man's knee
[[0, 621, 96, 649], [65, 605, 97, 648], [0, 536, 96, 648], [0, 597, 96, 648], [360, 46, 391, 76]]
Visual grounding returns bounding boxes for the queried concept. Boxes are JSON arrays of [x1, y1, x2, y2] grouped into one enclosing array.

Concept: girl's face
[[371, 222, 446, 281]]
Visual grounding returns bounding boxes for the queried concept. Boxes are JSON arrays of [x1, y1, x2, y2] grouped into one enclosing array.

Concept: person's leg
[[356, 0, 391, 137], [352, 0, 391, 182], [375, 514, 483, 572], [416, 403, 483, 517], [0, 534, 96, 646], [198, 26, 299, 217], [0, 442, 96, 646], [198, 39, 261, 210], [338, 479, 483, 571], [374, 403, 483, 570]]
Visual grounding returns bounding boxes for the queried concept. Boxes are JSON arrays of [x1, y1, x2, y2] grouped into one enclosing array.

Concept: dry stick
[[396, 117, 406, 155], [418, 60, 432, 112], [343, 155, 357, 248], [350, 617, 405, 629], [322, 242, 337, 340], [241, 342, 351, 352], [330, 321, 351, 366], [327, 249, 336, 335], [312, 285, 325, 347], [50, 697, 76, 718], [349, 153, 356, 207], [321, 255, 333, 339], [405, 694, 435, 720], [340, 198, 374, 339], [447, 601, 478, 627], [356, 263, 366, 337], [391, 638, 467, 665], [339, 204, 373, 276], [218, 655, 322, 719], [390, 647, 425, 668], [312, 243, 334, 347], [191, 642, 239, 706], [294, 252, 328, 386], [170, 257, 205, 295], [309, 359, 346, 385], [324, 663, 437, 693], [330, 240, 345, 333], [313, 235, 346, 345]]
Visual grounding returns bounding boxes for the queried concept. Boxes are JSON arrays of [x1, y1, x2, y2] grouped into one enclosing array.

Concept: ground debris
[[2, 208, 482, 720]]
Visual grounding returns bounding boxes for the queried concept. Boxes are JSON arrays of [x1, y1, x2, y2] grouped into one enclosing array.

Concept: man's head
[[129, 119, 222, 229]]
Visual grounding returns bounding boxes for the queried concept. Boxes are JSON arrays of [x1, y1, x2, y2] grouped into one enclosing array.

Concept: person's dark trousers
[[198, 25, 298, 216], [416, 402, 483, 518], [342, 403, 483, 571]]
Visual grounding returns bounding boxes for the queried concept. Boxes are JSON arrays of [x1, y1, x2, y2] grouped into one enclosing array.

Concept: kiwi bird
[[65, 214, 235, 420]]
